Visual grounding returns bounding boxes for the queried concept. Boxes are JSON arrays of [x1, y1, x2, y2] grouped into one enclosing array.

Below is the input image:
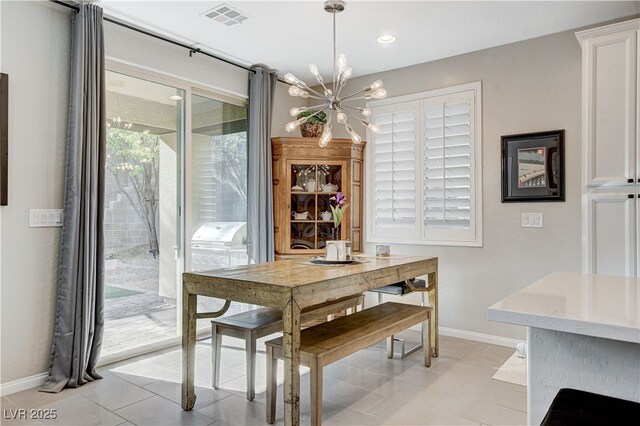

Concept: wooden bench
[[265, 302, 432, 425], [211, 294, 363, 400]]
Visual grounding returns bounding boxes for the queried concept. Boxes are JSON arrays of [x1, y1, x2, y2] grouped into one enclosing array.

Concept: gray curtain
[[42, 3, 106, 393], [247, 65, 277, 263]]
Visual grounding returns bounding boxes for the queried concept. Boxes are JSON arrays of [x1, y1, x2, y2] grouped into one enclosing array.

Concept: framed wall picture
[[501, 129, 565, 202], [0, 73, 7, 206]]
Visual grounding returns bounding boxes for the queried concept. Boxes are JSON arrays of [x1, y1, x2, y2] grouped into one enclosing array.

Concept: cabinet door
[[585, 191, 637, 276], [583, 30, 637, 186]]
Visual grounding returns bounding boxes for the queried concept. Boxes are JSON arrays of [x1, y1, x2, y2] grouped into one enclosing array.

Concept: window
[[366, 82, 482, 246]]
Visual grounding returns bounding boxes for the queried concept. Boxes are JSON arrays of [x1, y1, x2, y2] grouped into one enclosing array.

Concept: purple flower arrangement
[[329, 193, 349, 229]]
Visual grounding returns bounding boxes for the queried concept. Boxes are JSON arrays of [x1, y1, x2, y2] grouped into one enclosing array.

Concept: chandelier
[[284, 0, 386, 147], [106, 116, 132, 130]]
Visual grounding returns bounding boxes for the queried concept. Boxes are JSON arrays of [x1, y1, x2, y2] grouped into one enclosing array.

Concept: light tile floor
[[1, 334, 526, 425]]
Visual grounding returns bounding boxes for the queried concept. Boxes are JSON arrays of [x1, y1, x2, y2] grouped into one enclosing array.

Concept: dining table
[[181, 255, 439, 426]]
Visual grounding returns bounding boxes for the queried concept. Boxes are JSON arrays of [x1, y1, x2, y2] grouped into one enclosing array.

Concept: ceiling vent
[[202, 4, 249, 26]]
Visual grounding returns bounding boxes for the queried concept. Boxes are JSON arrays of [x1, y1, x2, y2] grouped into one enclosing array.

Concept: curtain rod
[[50, 0, 267, 77]]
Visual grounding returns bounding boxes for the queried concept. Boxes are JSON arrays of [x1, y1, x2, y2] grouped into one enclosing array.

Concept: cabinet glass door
[[289, 162, 343, 251]]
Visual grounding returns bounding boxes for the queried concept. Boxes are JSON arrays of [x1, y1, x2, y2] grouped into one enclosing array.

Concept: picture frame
[[501, 129, 565, 202], [0, 73, 7, 206]]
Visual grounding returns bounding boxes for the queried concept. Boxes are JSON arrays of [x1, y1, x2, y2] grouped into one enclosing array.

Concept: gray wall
[[272, 29, 585, 340], [0, 0, 70, 385], [271, 82, 301, 138], [0, 0, 248, 385]]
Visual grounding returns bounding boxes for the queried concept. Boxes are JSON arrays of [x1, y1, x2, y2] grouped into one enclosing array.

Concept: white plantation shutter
[[423, 93, 472, 233], [371, 102, 420, 238], [367, 82, 482, 246]]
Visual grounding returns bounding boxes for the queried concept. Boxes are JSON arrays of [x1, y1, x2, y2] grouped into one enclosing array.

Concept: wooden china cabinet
[[272, 137, 365, 256]]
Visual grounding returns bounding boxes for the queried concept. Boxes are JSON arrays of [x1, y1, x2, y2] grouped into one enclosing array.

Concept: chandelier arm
[[298, 84, 326, 99], [304, 106, 330, 121], [316, 78, 331, 95], [306, 93, 328, 100], [335, 76, 347, 98], [340, 88, 367, 101], [341, 107, 365, 124], [339, 104, 361, 112], [305, 103, 330, 112]]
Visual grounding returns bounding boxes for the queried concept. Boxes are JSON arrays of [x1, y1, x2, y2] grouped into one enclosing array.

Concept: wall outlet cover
[[521, 212, 543, 228], [29, 209, 64, 228]]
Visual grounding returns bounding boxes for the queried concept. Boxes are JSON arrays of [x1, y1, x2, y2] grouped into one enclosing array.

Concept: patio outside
[[103, 246, 176, 356]]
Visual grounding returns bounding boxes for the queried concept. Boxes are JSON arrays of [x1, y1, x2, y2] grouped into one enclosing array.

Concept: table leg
[[428, 271, 439, 358], [282, 297, 301, 426], [181, 291, 197, 410]]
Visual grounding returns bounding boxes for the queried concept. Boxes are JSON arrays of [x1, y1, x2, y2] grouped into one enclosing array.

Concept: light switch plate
[[29, 209, 64, 227], [521, 212, 543, 228]]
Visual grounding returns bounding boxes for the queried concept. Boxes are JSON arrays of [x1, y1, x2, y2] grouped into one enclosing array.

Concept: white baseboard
[[439, 326, 524, 348], [0, 372, 48, 397]]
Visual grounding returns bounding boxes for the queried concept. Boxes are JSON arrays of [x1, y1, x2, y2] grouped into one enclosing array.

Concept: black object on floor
[[540, 388, 640, 426]]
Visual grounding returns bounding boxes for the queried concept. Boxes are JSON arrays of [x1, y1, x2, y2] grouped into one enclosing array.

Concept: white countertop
[[489, 271, 640, 343]]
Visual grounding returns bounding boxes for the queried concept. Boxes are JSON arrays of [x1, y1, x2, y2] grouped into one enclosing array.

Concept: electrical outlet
[[29, 209, 64, 228], [521, 213, 543, 228]]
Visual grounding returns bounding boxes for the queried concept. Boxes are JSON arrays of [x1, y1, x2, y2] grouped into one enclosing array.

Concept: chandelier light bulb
[[319, 124, 332, 147], [340, 67, 353, 86], [290, 107, 301, 116], [359, 107, 372, 117], [336, 111, 347, 124], [350, 131, 362, 144], [370, 88, 387, 99], [362, 120, 380, 134], [284, 73, 300, 85], [370, 80, 384, 91], [288, 86, 309, 98], [285, 116, 309, 132], [336, 53, 348, 74], [345, 123, 362, 144], [285, 121, 298, 133], [309, 63, 320, 77]]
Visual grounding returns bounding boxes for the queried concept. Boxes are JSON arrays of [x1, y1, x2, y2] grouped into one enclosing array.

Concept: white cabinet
[[585, 190, 637, 276], [578, 19, 640, 277], [579, 24, 637, 187]]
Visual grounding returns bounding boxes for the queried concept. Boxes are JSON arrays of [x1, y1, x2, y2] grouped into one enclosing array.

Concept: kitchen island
[[489, 271, 640, 425]]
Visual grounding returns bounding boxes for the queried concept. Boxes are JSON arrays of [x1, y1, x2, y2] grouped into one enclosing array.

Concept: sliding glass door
[[103, 70, 183, 357], [101, 66, 249, 359], [189, 93, 250, 327]]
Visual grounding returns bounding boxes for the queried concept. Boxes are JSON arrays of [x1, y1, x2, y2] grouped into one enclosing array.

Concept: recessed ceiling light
[[377, 34, 397, 44], [169, 95, 183, 101]]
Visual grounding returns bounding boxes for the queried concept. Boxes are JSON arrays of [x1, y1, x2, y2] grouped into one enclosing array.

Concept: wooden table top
[[184, 256, 434, 288], [183, 256, 437, 310]]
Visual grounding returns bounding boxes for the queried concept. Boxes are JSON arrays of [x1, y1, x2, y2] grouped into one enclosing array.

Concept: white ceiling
[[99, 1, 639, 79]]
